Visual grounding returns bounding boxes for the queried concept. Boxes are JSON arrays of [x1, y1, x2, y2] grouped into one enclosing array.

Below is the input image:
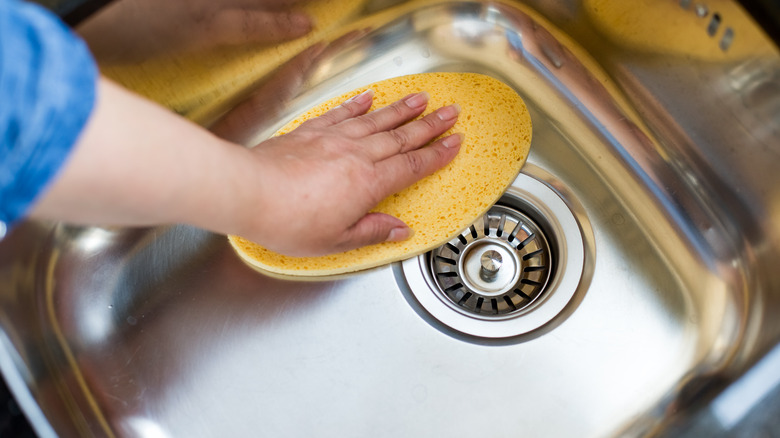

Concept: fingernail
[[436, 104, 461, 121], [404, 92, 429, 109], [347, 89, 374, 105], [386, 226, 414, 242], [442, 133, 464, 148]]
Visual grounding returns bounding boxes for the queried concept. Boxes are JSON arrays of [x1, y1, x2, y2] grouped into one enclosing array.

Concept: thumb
[[339, 213, 414, 252]]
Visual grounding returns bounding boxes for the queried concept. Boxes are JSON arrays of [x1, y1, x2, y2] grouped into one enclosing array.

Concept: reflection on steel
[[1, 0, 779, 437], [480, 250, 503, 278], [403, 168, 587, 337]]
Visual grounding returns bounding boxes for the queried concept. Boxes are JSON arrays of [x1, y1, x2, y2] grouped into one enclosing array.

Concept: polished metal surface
[[426, 202, 553, 316], [479, 250, 503, 279], [2, 0, 780, 437], [402, 166, 589, 340]]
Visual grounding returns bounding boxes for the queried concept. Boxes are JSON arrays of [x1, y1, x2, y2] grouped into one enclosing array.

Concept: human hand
[[78, 0, 313, 63], [31, 78, 459, 259], [229, 90, 463, 257], [211, 28, 372, 144]]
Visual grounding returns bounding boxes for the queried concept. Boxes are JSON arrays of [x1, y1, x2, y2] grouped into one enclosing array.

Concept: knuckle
[[388, 101, 408, 118], [388, 129, 410, 148], [339, 101, 360, 117], [330, 232, 353, 254], [357, 114, 380, 132], [344, 217, 389, 250], [421, 113, 439, 130], [306, 112, 333, 127], [291, 126, 319, 141], [405, 152, 427, 175], [333, 230, 363, 254]]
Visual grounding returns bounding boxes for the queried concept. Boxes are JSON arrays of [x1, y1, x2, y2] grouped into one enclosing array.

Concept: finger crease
[[389, 130, 410, 149], [359, 115, 380, 133], [405, 151, 425, 175]]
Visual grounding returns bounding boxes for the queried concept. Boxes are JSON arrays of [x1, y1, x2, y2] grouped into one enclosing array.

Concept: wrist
[[195, 142, 265, 239]]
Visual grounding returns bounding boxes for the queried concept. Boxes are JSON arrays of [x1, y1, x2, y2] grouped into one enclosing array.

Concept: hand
[[211, 29, 372, 144], [230, 90, 463, 257], [31, 79, 460, 259], [78, 0, 313, 63]]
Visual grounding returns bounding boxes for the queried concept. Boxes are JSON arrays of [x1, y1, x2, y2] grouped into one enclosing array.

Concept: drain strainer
[[398, 168, 591, 340], [429, 205, 552, 317]]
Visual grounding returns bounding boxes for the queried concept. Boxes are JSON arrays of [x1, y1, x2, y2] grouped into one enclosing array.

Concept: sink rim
[[1, 0, 777, 436]]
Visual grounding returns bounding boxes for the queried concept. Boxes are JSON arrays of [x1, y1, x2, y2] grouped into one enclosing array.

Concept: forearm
[[31, 77, 249, 234], [30, 75, 461, 257], [6, 0, 460, 257]]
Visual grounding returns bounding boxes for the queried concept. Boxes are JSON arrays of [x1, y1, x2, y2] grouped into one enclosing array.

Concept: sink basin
[[2, 0, 779, 436]]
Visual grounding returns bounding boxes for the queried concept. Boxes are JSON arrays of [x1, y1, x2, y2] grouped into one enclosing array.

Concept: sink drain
[[429, 205, 552, 316], [398, 167, 591, 340]]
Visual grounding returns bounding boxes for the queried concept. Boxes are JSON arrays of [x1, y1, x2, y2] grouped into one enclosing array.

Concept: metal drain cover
[[430, 205, 552, 317], [398, 169, 589, 341]]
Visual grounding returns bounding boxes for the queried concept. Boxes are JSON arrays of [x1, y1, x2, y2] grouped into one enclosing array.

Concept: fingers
[[375, 133, 463, 196], [367, 103, 460, 160], [210, 43, 327, 144], [336, 92, 430, 137], [337, 213, 413, 252], [303, 93, 458, 157], [302, 89, 375, 129], [336, 134, 462, 252]]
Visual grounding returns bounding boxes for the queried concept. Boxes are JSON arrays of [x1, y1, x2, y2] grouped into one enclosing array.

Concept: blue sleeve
[[0, 0, 97, 230]]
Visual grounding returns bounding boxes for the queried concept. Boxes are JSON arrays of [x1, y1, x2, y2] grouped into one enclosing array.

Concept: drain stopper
[[429, 204, 552, 317], [461, 240, 520, 296], [401, 170, 590, 339], [480, 250, 503, 280]]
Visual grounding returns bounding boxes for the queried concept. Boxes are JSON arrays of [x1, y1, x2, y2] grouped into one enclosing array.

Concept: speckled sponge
[[229, 72, 532, 277]]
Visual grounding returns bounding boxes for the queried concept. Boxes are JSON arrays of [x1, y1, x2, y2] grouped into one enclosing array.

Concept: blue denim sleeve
[[0, 0, 97, 230]]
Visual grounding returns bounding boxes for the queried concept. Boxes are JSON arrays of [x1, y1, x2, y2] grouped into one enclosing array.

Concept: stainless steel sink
[[2, 0, 779, 436]]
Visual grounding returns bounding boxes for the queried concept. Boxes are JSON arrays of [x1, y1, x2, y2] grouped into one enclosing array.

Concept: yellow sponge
[[584, 0, 774, 59], [229, 72, 532, 276], [100, 0, 367, 124]]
